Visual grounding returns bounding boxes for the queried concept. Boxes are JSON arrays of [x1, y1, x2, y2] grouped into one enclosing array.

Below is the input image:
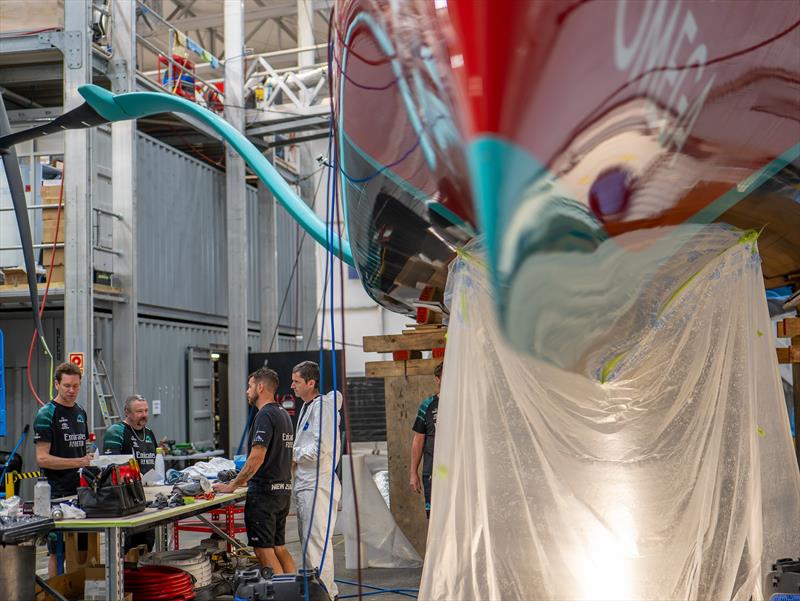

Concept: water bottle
[[155, 447, 166, 481], [34, 477, 51, 517], [87, 432, 99, 459]]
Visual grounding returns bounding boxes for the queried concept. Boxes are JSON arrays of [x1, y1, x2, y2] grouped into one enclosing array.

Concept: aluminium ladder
[[92, 348, 122, 433]]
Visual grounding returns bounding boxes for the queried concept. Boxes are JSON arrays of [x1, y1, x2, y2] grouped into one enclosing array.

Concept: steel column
[[225, 0, 249, 453], [258, 170, 279, 351], [105, 527, 124, 601], [64, 0, 95, 409], [297, 0, 319, 348], [111, 0, 138, 400]]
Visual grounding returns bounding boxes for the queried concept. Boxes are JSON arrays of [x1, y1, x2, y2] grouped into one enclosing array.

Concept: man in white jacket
[[291, 361, 342, 600]]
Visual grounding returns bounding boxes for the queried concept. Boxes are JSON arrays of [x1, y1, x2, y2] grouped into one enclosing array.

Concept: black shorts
[[245, 491, 291, 548], [423, 474, 432, 518], [47, 531, 89, 555]]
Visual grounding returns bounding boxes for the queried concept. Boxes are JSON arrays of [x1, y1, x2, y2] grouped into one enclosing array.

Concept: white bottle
[[34, 477, 51, 517], [155, 447, 166, 481]]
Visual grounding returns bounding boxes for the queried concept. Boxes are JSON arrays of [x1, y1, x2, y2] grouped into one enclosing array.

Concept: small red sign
[[68, 352, 85, 373]]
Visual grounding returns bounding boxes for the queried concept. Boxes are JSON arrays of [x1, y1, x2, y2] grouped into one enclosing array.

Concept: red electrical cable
[[124, 566, 195, 601], [26, 171, 65, 406]]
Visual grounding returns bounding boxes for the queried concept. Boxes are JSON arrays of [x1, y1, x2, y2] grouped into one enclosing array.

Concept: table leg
[[105, 528, 124, 601], [155, 524, 168, 552]]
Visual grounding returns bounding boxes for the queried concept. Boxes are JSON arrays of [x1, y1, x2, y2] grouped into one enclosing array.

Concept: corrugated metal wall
[[0, 129, 318, 485], [135, 133, 262, 322]]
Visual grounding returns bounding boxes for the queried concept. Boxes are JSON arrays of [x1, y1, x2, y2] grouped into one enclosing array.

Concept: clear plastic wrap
[[421, 230, 800, 600]]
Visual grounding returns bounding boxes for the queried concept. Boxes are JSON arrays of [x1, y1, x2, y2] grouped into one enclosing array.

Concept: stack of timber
[[40, 180, 65, 283], [363, 324, 446, 377]]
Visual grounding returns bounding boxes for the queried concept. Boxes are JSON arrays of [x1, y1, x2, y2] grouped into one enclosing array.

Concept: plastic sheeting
[[420, 229, 800, 600], [340, 454, 422, 569]]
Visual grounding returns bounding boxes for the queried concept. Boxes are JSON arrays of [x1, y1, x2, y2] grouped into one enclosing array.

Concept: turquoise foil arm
[[78, 84, 353, 266]]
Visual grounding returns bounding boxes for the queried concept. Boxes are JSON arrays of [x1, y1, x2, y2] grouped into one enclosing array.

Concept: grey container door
[[186, 347, 214, 448]]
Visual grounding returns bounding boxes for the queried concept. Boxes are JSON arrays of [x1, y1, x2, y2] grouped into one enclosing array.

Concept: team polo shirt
[[412, 394, 439, 477], [33, 399, 89, 497], [248, 403, 294, 494], [103, 422, 158, 474]]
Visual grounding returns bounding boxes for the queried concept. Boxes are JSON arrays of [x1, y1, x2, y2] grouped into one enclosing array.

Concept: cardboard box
[[83, 567, 107, 601], [42, 216, 65, 243], [35, 566, 132, 601], [0, 267, 28, 287], [41, 205, 64, 221], [46, 265, 65, 283], [40, 248, 64, 266], [40, 181, 63, 204]]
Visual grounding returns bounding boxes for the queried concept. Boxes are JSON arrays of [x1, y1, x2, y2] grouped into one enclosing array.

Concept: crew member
[[34, 362, 93, 576], [214, 368, 296, 574], [410, 363, 442, 518], [103, 394, 159, 551], [291, 361, 342, 600]]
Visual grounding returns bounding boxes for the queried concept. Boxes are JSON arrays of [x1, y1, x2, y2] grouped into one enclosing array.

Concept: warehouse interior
[[0, 1, 799, 601]]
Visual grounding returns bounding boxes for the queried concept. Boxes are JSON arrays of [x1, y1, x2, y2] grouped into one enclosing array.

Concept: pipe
[[76, 84, 353, 264]]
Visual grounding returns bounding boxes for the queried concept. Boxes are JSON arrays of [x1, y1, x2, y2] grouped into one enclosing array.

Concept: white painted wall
[[307, 140, 409, 375]]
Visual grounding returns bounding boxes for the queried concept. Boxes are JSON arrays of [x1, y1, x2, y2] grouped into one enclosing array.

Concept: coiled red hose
[[124, 566, 195, 601]]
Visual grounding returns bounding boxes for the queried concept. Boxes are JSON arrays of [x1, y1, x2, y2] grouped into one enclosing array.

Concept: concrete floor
[[35, 443, 423, 600]]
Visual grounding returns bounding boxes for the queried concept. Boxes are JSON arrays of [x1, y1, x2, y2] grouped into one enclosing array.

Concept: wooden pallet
[[776, 317, 800, 364]]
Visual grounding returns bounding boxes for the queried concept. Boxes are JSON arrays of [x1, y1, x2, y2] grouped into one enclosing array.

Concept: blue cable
[[235, 406, 255, 456], [319, 130, 340, 574], [301, 109, 336, 601], [334, 579, 419, 599], [338, 590, 418, 600]]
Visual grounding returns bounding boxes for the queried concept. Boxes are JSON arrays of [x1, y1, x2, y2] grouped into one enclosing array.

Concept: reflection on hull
[[333, 0, 800, 365]]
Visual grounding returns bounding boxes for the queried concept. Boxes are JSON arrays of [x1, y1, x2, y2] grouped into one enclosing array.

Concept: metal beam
[[245, 102, 330, 125], [143, 1, 332, 35], [258, 150, 279, 352], [268, 131, 329, 148], [297, 0, 315, 71], [134, 74, 223, 141], [0, 64, 63, 86], [6, 107, 63, 123], [225, 0, 249, 455], [247, 115, 329, 136], [111, 0, 139, 401], [275, 17, 298, 43], [298, 144, 318, 348], [64, 0, 95, 427]]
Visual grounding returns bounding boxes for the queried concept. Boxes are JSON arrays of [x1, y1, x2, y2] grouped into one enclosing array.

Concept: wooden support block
[[777, 346, 800, 364], [363, 331, 446, 353], [366, 357, 441, 378], [383, 373, 437, 556], [777, 318, 800, 338]]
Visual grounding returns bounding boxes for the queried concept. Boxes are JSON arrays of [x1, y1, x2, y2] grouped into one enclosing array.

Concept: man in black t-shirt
[[410, 363, 442, 518], [103, 394, 158, 552], [34, 362, 94, 576], [213, 368, 296, 574]]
